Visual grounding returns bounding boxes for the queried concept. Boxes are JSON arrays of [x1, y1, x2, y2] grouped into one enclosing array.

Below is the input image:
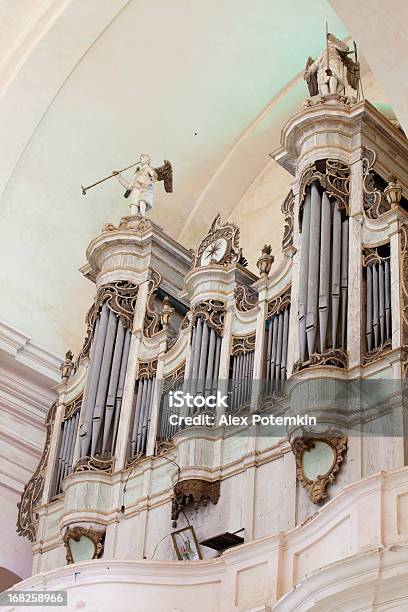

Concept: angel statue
[[304, 32, 360, 98], [112, 154, 173, 216]]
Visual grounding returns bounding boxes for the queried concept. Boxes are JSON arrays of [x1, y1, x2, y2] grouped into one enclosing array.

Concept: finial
[[384, 175, 402, 208], [161, 296, 175, 328], [257, 245, 274, 277]]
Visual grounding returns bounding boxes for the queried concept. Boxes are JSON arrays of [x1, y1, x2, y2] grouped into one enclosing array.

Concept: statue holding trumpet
[[81, 154, 173, 216]]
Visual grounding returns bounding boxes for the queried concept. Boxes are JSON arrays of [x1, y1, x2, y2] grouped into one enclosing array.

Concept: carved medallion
[[292, 436, 347, 503]]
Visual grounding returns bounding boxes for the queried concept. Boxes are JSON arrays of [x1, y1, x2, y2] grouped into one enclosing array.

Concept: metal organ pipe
[[91, 310, 118, 454], [331, 201, 342, 350], [297, 182, 349, 366], [340, 219, 349, 349], [306, 183, 322, 356], [80, 304, 109, 457], [319, 191, 331, 352], [366, 265, 373, 352], [364, 248, 391, 355], [298, 191, 311, 362]]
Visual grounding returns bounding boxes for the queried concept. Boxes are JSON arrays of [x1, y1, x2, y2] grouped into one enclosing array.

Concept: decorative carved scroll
[[281, 189, 295, 253], [293, 348, 348, 372], [235, 284, 258, 312], [362, 147, 389, 219], [400, 223, 408, 379], [74, 452, 114, 474], [292, 436, 347, 503], [155, 439, 176, 456], [17, 402, 57, 542], [171, 478, 220, 527], [298, 158, 350, 223], [143, 269, 163, 338], [232, 333, 256, 355], [63, 392, 83, 421], [77, 280, 138, 363], [191, 299, 226, 335], [267, 286, 291, 319], [325, 159, 350, 213], [163, 362, 186, 388], [138, 358, 158, 380], [63, 526, 105, 564]]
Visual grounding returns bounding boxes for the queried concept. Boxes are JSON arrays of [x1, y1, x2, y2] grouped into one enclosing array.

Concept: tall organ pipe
[[91, 309, 118, 455], [366, 266, 373, 352], [340, 219, 349, 348], [331, 201, 342, 348], [80, 303, 109, 457], [306, 183, 322, 356], [318, 191, 331, 351], [298, 191, 311, 362], [112, 329, 131, 451], [385, 260, 391, 341], [102, 319, 125, 452], [372, 265, 379, 348]]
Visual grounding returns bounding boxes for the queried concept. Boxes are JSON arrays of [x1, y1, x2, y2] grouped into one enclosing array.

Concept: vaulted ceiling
[[0, 1, 391, 356]]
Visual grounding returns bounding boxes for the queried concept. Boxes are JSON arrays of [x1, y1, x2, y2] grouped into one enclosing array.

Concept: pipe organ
[[17, 96, 408, 575]]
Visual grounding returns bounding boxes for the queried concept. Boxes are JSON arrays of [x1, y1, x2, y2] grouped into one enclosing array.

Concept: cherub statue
[[112, 154, 172, 216], [304, 33, 360, 97]]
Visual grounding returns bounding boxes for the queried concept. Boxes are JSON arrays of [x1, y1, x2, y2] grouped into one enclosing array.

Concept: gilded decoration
[[171, 478, 221, 527], [77, 280, 138, 364], [361, 147, 389, 219], [63, 392, 83, 422], [298, 158, 350, 225], [232, 333, 256, 356], [138, 358, 158, 380], [293, 348, 348, 372], [17, 402, 57, 542], [143, 269, 163, 338], [281, 189, 295, 253], [74, 453, 114, 474], [63, 526, 105, 564], [191, 299, 226, 336], [292, 436, 347, 503], [267, 286, 291, 319], [400, 222, 408, 379], [234, 283, 258, 312]]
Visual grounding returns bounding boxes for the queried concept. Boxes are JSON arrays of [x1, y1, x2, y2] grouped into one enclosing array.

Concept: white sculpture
[[304, 33, 360, 97], [113, 154, 172, 216]]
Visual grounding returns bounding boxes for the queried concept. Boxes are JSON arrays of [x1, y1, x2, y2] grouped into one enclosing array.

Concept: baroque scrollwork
[[143, 269, 163, 338], [362, 147, 389, 219], [298, 158, 350, 222], [63, 392, 83, 421], [267, 286, 291, 319], [74, 453, 114, 474], [292, 436, 347, 503], [63, 526, 105, 564], [232, 333, 256, 355], [293, 348, 348, 372], [400, 223, 408, 379], [192, 299, 226, 335], [17, 402, 57, 542], [77, 281, 138, 363], [281, 189, 295, 253], [138, 358, 158, 380], [234, 283, 258, 312]]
